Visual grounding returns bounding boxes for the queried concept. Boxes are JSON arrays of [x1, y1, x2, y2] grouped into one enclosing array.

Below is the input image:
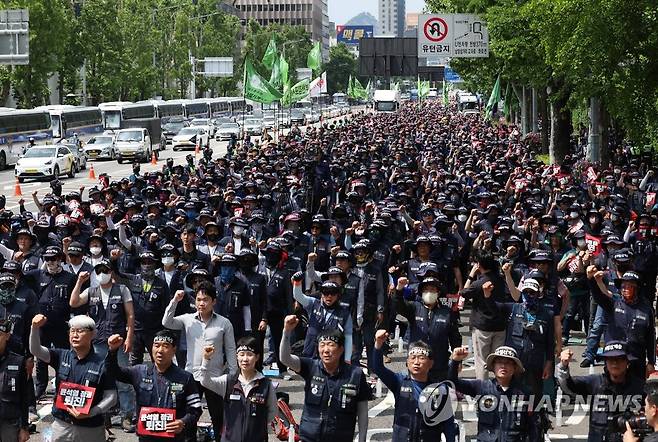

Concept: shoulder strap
[[225, 372, 240, 398]]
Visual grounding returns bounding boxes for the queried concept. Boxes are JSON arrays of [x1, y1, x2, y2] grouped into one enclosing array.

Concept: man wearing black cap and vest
[[291, 271, 353, 362], [69, 258, 136, 432], [213, 253, 251, 341], [394, 276, 461, 380], [558, 341, 644, 442], [25, 245, 76, 400], [587, 265, 656, 381], [0, 273, 35, 357], [30, 314, 117, 441], [0, 319, 30, 442], [280, 315, 370, 442], [106, 329, 202, 441]]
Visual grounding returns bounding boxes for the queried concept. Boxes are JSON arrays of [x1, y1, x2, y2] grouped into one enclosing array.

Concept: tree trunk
[[549, 87, 572, 165], [600, 104, 610, 168], [539, 89, 549, 154], [520, 86, 528, 136]]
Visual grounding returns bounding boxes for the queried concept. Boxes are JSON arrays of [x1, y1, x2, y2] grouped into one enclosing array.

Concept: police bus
[[0, 109, 52, 170], [208, 98, 231, 118], [183, 99, 210, 119], [98, 102, 156, 130], [38, 105, 103, 141], [225, 98, 249, 117], [147, 100, 185, 122]]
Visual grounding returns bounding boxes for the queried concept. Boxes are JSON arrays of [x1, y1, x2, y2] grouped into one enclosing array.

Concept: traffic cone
[[151, 151, 157, 165], [88, 163, 96, 180], [13, 178, 22, 197]]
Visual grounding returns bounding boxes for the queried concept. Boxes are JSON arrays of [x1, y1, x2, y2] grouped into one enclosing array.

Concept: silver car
[[243, 118, 263, 136], [215, 122, 242, 141], [84, 134, 116, 160], [58, 141, 87, 171]]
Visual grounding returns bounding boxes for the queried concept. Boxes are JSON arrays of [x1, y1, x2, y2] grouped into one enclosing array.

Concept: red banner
[[647, 192, 656, 209], [137, 407, 176, 438], [585, 234, 602, 257], [567, 255, 580, 273], [54, 382, 96, 415], [586, 167, 598, 184]]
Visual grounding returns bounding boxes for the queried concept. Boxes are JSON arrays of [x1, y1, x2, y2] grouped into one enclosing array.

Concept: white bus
[[143, 100, 185, 122], [373, 90, 401, 112], [0, 109, 52, 169], [457, 93, 479, 114], [208, 98, 231, 118], [98, 102, 156, 130], [38, 105, 103, 140], [183, 99, 210, 119]]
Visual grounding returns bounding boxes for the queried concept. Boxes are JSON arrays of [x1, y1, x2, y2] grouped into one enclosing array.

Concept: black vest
[[131, 276, 168, 332], [392, 377, 445, 442], [299, 361, 364, 442], [222, 373, 271, 442], [0, 300, 31, 356], [504, 302, 553, 372], [409, 303, 453, 377], [88, 284, 128, 343], [134, 363, 198, 440], [303, 300, 351, 358], [53, 350, 106, 428], [36, 269, 75, 331], [0, 352, 25, 422]]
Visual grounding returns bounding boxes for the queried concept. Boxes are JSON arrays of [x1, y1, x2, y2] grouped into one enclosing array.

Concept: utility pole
[[588, 97, 601, 163]]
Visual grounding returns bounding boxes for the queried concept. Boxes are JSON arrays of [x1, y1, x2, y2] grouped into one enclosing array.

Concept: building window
[[274, 4, 279, 11]]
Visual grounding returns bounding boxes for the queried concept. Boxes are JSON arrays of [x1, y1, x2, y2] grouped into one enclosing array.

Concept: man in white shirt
[[162, 280, 237, 440]]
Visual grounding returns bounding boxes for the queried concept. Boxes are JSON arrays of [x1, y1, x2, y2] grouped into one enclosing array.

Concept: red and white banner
[[309, 72, 327, 98], [585, 167, 598, 184], [585, 233, 602, 257], [137, 407, 176, 438], [55, 382, 96, 415], [647, 192, 656, 209]]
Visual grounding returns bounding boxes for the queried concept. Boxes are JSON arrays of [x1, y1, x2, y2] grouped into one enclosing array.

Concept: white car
[[190, 118, 215, 136], [243, 118, 263, 136], [215, 122, 242, 141], [16, 145, 76, 182], [84, 134, 116, 160], [262, 116, 276, 130], [172, 127, 209, 151]]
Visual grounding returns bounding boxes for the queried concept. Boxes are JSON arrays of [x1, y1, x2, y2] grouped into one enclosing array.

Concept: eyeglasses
[[322, 292, 339, 297], [69, 328, 92, 335]]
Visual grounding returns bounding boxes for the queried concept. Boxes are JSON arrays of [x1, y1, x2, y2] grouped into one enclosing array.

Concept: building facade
[[378, 0, 405, 37], [234, 0, 329, 59]]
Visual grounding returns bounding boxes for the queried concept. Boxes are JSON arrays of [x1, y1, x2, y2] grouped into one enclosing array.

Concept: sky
[[329, 0, 427, 26]]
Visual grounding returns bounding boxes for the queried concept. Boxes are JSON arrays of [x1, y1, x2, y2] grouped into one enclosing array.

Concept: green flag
[[443, 80, 449, 106], [417, 77, 429, 99], [262, 37, 277, 71], [392, 81, 400, 92], [503, 82, 512, 122], [244, 58, 283, 104], [282, 78, 310, 107], [351, 77, 367, 100], [347, 75, 354, 97], [280, 56, 289, 87], [269, 55, 282, 90], [307, 41, 321, 72], [485, 75, 501, 120], [365, 80, 372, 98]]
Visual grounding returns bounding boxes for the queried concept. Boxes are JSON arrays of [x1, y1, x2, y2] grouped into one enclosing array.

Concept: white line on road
[[368, 391, 394, 417]]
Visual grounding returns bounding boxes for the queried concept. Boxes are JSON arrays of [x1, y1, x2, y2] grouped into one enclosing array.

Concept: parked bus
[[183, 99, 210, 119], [38, 105, 103, 140], [225, 98, 249, 117], [332, 93, 348, 104], [98, 102, 156, 130], [208, 98, 231, 118], [147, 100, 185, 121], [0, 109, 52, 169]]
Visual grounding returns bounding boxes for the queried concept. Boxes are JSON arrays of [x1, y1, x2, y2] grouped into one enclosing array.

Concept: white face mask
[[457, 215, 468, 223], [421, 291, 438, 305], [89, 247, 102, 256], [233, 226, 245, 236], [161, 257, 175, 267], [97, 272, 112, 285], [577, 240, 587, 248]]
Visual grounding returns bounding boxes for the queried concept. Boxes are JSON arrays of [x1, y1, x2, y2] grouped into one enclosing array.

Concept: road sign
[[452, 14, 489, 58], [0, 9, 29, 65], [417, 14, 489, 59], [423, 17, 448, 42], [444, 67, 462, 82]]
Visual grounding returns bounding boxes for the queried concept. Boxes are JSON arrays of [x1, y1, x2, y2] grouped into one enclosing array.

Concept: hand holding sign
[[67, 405, 91, 419], [166, 419, 185, 434]]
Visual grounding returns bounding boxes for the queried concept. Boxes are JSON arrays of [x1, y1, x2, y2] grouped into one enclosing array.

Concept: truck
[[373, 89, 401, 113], [457, 93, 480, 114], [114, 119, 165, 163]]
